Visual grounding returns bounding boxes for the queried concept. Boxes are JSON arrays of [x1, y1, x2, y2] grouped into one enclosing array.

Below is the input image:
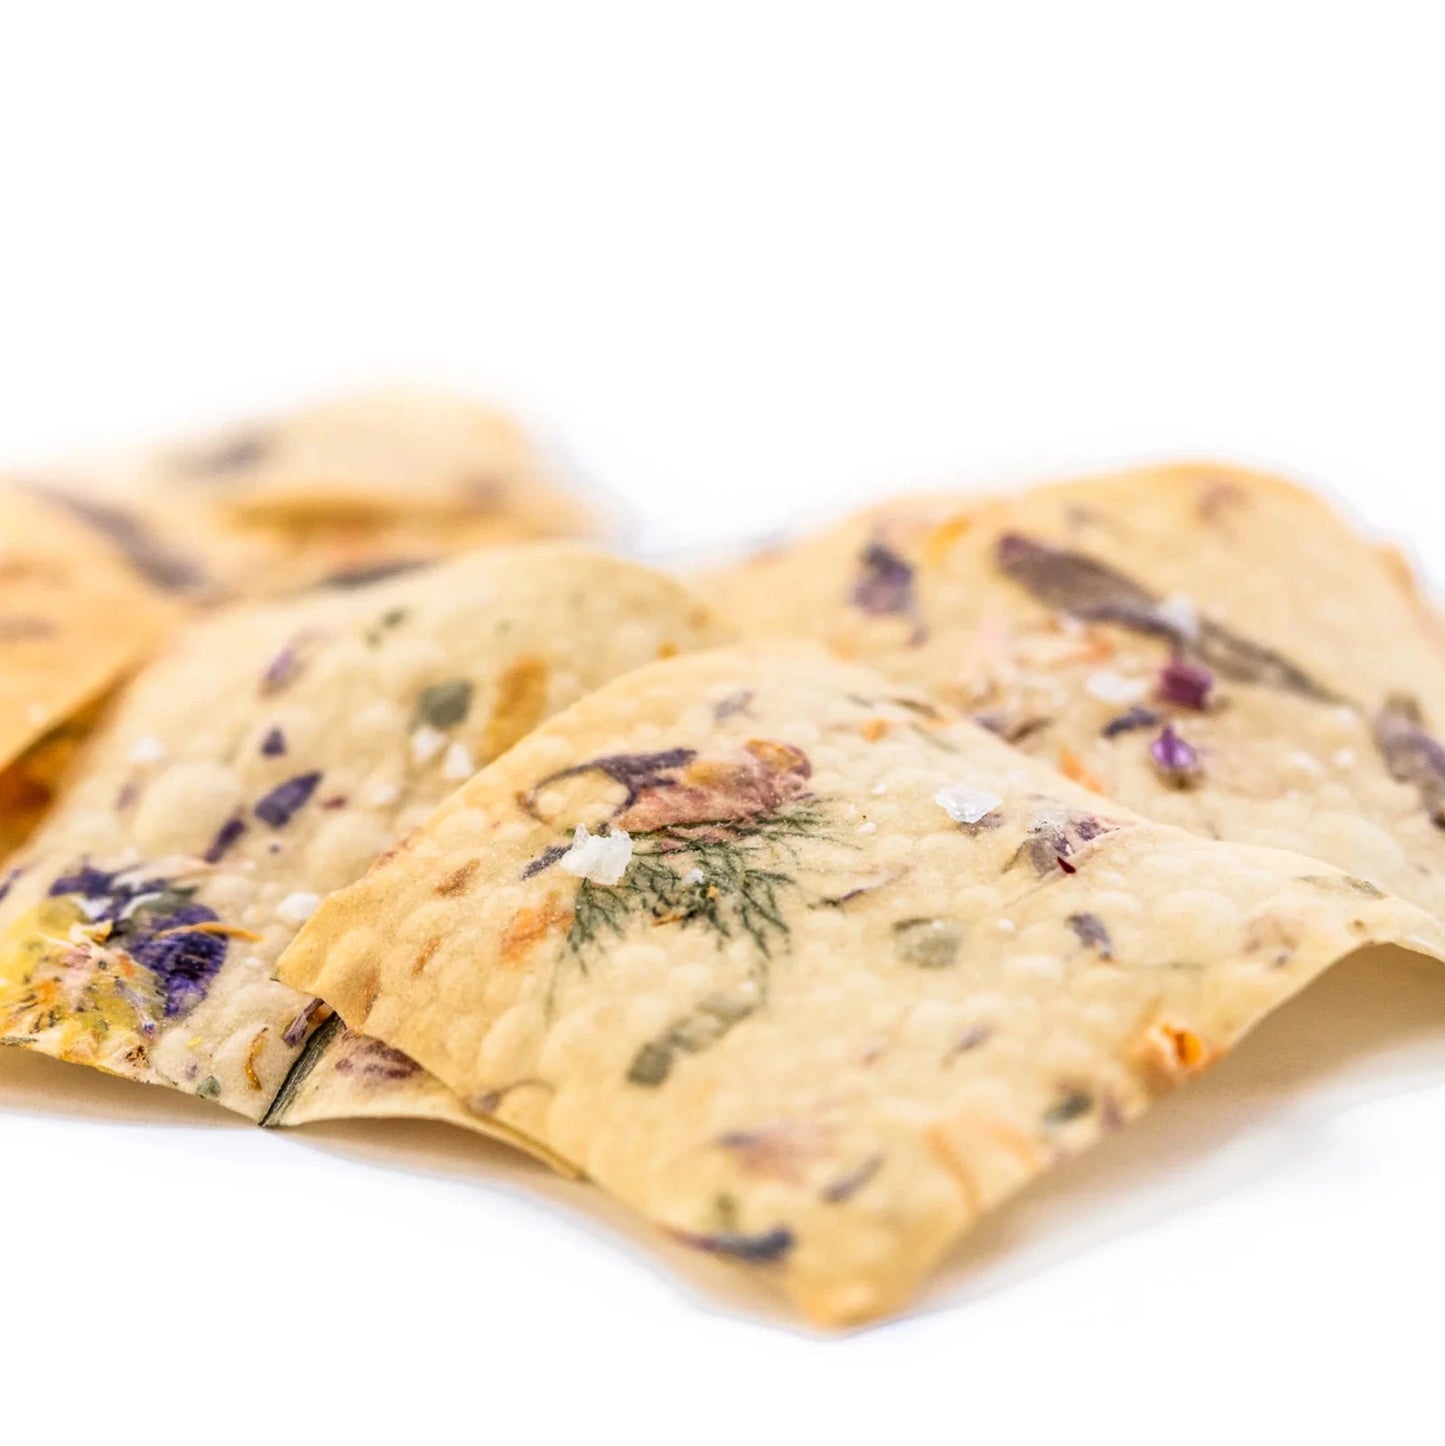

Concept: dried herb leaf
[[414, 679, 474, 731]]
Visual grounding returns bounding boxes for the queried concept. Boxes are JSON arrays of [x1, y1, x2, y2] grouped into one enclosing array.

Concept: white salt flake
[[857, 820, 878, 835], [871, 783, 888, 796], [1287, 749, 1324, 777], [1333, 748, 1356, 769], [558, 824, 633, 885], [682, 867, 706, 885], [1157, 592, 1200, 639], [410, 725, 446, 764], [442, 741, 475, 781], [996, 918, 1017, 933], [366, 782, 402, 808], [934, 783, 1001, 825], [1084, 670, 1148, 705], [276, 892, 321, 925], [127, 735, 167, 764]]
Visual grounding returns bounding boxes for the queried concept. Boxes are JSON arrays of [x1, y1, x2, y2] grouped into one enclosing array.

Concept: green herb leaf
[[414, 679, 474, 730]]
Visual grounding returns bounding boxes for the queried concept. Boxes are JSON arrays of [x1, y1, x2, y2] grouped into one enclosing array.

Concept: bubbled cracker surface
[[278, 645, 1444, 1324], [698, 464, 1445, 933], [0, 543, 726, 1122]]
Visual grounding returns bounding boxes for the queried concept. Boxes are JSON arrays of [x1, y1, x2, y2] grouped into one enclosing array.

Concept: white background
[[2, 5, 1444, 1441]]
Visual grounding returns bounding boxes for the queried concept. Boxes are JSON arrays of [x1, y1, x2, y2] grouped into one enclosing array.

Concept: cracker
[[698, 464, 1445, 930], [0, 489, 175, 781], [0, 543, 726, 1128], [17, 388, 601, 598], [276, 645, 1444, 1323]]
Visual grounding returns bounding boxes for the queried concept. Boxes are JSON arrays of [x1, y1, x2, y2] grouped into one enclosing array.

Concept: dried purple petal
[[49, 864, 128, 899], [282, 997, 325, 1047], [0, 867, 21, 906], [254, 771, 323, 828], [325, 559, 425, 590], [334, 1037, 422, 1081], [673, 1225, 795, 1263], [175, 431, 271, 478], [204, 815, 247, 864], [261, 727, 287, 757], [822, 1153, 884, 1204], [47, 863, 231, 1019], [996, 532, 1335, 701], [521, 748, 698, 819], [851, 541, 916, 618], [130, 905, 228, 1017], [1149, 724, 1200, 783], [1374, 693, 1445, 827], [261, 645, 303, 696], [28, 486, 209, 594], [1157, 657, 1214, 710], [1008, 810, 1118, 876], [522, 844, 568, 879], [1100, 705, 1160, 738], [974, 711, 1053, 744], [1066, 911, 1113, 959]]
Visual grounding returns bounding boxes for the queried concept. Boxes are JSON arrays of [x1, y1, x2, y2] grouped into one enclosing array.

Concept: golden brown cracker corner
[[277, 645, 1443, 1324]]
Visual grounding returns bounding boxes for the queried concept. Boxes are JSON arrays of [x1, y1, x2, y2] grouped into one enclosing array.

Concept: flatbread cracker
[[0, 488, 174, 785], [0, 543, 726, 1129], [698, 464, 1445, 930], [276, 645, 1444, 1323], [16, 388, 601, 598]]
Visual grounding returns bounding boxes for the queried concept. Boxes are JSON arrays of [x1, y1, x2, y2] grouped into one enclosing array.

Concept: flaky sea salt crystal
[[1157, 592, 1199, 639], [276, 892, 321, 925], [558, 824, 633, 885], [127, 735, 167, 764], [1084, 670, 1148, 705], [934, 783, 1001, 825], [442, 741, 475, 781], [410, 725, 446, 764]]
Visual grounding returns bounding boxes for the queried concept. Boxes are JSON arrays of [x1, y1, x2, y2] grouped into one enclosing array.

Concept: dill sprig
[[563, 801, 829, 971]]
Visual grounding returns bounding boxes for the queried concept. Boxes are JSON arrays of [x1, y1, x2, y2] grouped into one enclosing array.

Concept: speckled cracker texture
[[15, 387, 602, 598], [277, 645, 1445, 1324], [0, 543, 726, 1127], [697, 463, 1445, 934]]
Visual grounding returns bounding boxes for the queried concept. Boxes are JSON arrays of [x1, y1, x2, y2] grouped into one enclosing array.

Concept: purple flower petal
[[204, 815, 247, 864], [851, 541, 915, 618], [261, 726, 287, 757], [1157, 657, 1214, 710], [1149, 724, 1200, 782], [1100, 705, 1160, 738], [254, 772, 323, 828], [261, 645, 302, 696]]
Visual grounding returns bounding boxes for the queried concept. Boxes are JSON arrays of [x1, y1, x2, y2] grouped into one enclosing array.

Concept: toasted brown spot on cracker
[[435, 859, 481, 897], [484, 656, 549, 759], [411, 936, 442, 976], [499, 896, 573, 967]]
